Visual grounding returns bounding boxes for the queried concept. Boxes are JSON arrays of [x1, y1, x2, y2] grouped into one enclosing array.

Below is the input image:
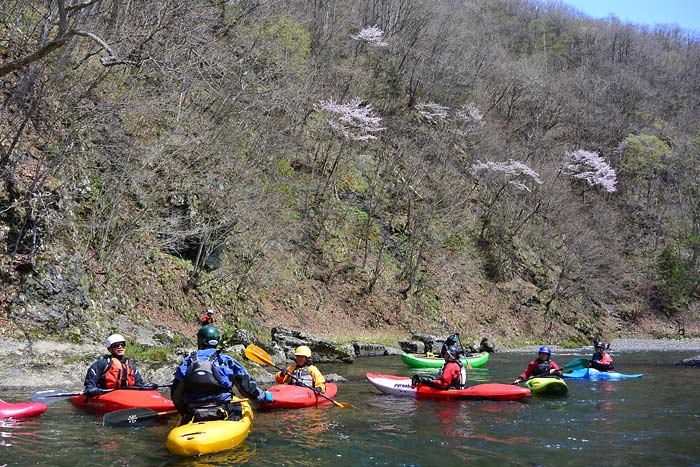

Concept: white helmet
[[106, 334, 126, 348]]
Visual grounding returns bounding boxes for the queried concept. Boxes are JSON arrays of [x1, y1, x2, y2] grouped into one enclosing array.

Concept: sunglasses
[[111, 342, 126, 348]]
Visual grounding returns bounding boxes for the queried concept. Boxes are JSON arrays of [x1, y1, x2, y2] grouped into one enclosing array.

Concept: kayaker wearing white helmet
[[83, 333, 146, 397], [514, 346, 563, 383], [275, 345, 327, 394]]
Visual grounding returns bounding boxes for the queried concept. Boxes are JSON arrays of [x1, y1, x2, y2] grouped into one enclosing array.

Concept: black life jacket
[[533, 360, 552, 377], [183, 350, 226, 396]]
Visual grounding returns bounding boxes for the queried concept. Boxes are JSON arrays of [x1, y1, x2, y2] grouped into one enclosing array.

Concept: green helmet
[[197, 325, 220, 348]]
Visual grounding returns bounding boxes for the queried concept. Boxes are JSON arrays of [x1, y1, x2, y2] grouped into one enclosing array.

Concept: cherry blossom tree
[[317, 98, 385, 141], [561, 149, 617, 193], [352, 26, 388, 47], [414, 101, 450, 124]]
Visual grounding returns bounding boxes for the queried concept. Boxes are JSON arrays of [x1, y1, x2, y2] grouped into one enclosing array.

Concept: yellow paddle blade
[[244, 344, 275, 367]]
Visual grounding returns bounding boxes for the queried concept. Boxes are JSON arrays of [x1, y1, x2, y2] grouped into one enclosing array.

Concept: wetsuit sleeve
[[520, 360, 537, 380], [550, 361, 563, 375], [171, 356, 190, 414], [309, 365, 326, 393], [275, 364, 295, 384], [430, 362, 459, 389], [227, 357, 265, 400], [84, 358, 107, 392]]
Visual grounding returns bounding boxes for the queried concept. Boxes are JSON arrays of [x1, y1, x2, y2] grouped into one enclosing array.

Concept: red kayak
[[260, 383, 338, 409], [366, 373, 530, 401], [0, 399, 48, 419], [71, 389, 175, 413]]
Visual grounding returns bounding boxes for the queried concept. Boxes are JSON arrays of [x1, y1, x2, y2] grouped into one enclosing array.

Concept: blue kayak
[[563, 368, 643, 379]]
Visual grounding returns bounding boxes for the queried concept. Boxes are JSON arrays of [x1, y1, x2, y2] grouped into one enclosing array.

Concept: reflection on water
[[167, 443, 257, 466], [0, 417, 43, 448]]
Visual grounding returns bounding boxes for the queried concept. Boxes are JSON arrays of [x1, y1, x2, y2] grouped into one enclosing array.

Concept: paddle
[[103, 408, 178, 428], [103, 395, 251, 428], [454, 333, 473, 370], [30, 389, 107, 404], [30, 384, 171, 405], [244, 344, 354, 409], [562, 358, 590, 373]]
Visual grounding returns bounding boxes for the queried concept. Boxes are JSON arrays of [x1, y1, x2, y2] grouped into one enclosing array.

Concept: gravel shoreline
[[500, 338, 700, 353]]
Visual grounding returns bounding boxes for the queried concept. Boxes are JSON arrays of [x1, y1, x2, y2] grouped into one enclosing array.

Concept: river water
[[1, 351, 699, 466]]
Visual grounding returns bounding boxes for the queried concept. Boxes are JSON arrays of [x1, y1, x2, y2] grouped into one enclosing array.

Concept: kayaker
[[412, 345, 466, 389], [589, 342, 614, 371], [83, 333, 146, 397], [514, 346, 563, 383], [275, 345, 327, 394], [439, 333, 459, 358], [171, 324, 273, 422], [200, 309, 215, 325]]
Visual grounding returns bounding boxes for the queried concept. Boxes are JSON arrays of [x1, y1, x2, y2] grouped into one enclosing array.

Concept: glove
[[84, 387, 102, 397], [280, 369, 290, 377], [262, 391, 273, 403], [314, 387, 323, 394], [513, 378, 524, 385], [411, 375, 420, 387]]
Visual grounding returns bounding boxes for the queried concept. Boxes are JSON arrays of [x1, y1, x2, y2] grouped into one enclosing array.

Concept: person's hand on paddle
[[84, 387, 103, 397], [513, 377, 525, 385], [313, 387, 323, 394]]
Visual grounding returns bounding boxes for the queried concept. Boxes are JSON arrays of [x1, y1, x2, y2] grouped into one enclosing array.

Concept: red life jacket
[[102, 357, 136, 389], [599, 352, 613, 365]]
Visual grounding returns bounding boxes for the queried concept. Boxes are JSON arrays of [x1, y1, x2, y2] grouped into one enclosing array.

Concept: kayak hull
[[366, 373, 530, 401], [401, 352, 490, 369], [523, 377, 568, 395], [260, 383, 338, 409], [166, 400, 253, 457], [0, 400, 48, 419], [70, 389, 175, 413], [563, 368, 643, 379]]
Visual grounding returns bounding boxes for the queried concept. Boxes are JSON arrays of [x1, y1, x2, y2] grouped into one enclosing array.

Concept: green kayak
[[401, 352, 490, 369], [522, 376, 568, 396]]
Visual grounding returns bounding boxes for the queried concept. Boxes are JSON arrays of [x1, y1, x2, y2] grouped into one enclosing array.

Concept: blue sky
[[559, 0, 700, 34]]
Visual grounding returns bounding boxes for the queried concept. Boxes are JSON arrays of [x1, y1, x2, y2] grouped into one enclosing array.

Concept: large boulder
[[271, 326, 354, 363], [353, 342, 403, 357], [398, 339, 425, 354], [411, 334, 444, 354], [480, 337, 496, 353]]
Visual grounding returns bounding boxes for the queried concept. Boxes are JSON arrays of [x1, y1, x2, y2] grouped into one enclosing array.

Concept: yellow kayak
[[166, 400, 253, 457]]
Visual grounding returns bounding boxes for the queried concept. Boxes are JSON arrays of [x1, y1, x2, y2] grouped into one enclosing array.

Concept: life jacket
[[290, 365, 314, 387], [599, 352, 613, 365], [533, 360, 552, 377], [183, 350, 227, 396], [101, 356, 136, 389]]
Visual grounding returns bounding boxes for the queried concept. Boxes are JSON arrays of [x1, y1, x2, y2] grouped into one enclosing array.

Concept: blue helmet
[[538, 346, 552, 355]]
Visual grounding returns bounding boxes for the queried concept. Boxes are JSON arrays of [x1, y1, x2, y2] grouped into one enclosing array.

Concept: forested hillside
[[1, 0, 699, 345]]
